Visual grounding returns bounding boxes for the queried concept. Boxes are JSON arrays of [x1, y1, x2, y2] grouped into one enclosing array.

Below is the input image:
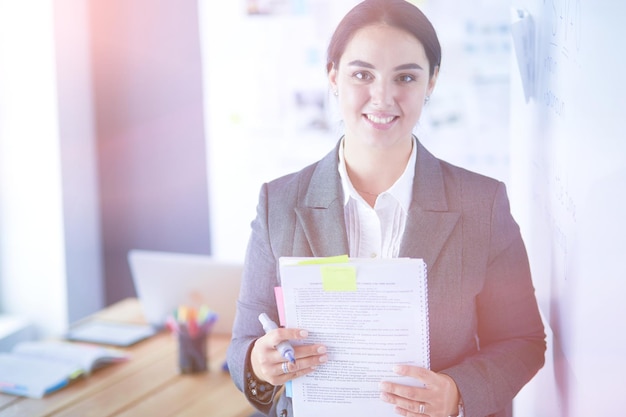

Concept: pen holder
[[177, 330, 208, 374]]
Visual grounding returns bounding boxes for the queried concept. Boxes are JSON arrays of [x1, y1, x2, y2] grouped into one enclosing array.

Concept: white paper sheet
[[280, 257, 430, 417], [511, 8, 536, 102]]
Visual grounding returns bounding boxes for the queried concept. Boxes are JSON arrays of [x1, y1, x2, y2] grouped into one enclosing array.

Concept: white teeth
[[367, 114, 394, 124]]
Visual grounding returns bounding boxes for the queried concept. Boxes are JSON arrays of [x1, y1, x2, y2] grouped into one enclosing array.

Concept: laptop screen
[[128, 250, 242, 335]]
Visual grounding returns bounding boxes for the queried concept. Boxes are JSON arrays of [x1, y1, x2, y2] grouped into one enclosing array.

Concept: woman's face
[[329, 24, 437, 150]]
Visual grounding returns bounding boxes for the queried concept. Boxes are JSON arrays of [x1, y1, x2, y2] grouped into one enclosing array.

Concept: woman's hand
[[250, 327, 328, 386], [379, 365, 461, 417]]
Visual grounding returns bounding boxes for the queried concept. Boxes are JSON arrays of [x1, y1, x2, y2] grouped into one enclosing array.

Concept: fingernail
[[317, 346, 327, 354], [299, 330, 309, 338], [319, 355, 328, 363], [393, 365, 404, 374]]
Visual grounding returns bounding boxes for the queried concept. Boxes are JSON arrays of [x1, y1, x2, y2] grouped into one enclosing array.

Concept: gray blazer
[[227, 140, 546, 417]]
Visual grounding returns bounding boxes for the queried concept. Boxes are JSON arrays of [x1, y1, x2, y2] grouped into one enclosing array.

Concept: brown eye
[[396, 74, 416, 83], [353, 71, 373, 81]]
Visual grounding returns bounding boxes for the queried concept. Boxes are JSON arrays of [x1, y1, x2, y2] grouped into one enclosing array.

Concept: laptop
[[127, 249, 243, 335]]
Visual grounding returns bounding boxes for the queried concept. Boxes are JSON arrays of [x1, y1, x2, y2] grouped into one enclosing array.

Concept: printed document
[[279, 257, 430, 417]]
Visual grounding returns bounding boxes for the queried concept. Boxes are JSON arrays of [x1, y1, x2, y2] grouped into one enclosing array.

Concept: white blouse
[[337, 137, 416, 259]]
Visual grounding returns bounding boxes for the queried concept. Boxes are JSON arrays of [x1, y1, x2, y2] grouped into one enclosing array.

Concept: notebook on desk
[[127, 250, 243, 335]]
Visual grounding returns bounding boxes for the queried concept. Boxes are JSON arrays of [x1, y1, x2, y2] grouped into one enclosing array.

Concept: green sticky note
[[321, 266, 357, 291]]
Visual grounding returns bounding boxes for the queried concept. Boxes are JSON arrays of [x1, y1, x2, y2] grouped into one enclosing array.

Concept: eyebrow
[[347, 60, 424, 71]]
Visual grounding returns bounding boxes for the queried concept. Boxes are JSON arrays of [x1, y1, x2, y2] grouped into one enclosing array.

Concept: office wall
[[55, 0, 105, 326], [198, 0, 350, 262], [0, 1, 70, 337], [0, 0, 107, 336], [0, 0, 211, 333], [509, 0, 626, 415], [90, 0, 211, 304]]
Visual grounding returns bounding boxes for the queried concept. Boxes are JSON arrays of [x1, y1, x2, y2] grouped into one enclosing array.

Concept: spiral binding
[[419, 259, 431, 370]]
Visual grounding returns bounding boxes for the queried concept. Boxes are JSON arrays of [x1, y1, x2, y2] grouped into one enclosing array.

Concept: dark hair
[[326, 0, 441, 77]]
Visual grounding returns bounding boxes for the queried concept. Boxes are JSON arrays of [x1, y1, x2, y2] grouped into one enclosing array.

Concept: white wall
[[54, 0, 104, 325], [0, 0, 69, 336], [198, 0, 352, 262], [0, 0, 104, 337]]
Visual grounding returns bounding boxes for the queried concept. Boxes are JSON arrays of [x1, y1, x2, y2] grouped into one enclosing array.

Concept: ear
[[328, 62, 338, 93], [426, 66, 439, 97]]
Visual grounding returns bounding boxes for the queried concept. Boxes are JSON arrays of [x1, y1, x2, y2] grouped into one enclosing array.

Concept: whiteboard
[[509, 0, 626, 415]]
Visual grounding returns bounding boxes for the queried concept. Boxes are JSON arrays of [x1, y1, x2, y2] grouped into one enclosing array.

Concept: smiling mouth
[[366, 114, 396, 124]]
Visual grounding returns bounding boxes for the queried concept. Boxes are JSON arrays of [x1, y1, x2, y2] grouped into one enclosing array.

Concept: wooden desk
[[0, 299, 255, 417]]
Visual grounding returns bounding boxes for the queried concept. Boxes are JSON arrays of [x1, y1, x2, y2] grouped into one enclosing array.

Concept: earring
[[425, 95, 430, 103], [334, 90, 338, 97]]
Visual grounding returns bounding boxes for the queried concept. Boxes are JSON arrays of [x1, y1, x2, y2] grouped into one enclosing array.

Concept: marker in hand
[[258, 312, 296, 364]]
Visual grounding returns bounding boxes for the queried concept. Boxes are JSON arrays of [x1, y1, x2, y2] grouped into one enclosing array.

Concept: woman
[[227, 1, 546, 416]]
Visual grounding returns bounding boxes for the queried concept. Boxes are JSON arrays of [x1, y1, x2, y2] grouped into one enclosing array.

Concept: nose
[[370, 80, 394, 108]]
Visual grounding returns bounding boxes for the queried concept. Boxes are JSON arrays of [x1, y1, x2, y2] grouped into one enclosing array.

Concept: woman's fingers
[[379, 366, 460, 417], [250, 329, 328, 385]]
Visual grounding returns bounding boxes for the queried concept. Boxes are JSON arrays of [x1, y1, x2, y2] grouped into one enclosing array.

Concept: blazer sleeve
[[441, 182, 546, 417], [226, 182, 283, 413]]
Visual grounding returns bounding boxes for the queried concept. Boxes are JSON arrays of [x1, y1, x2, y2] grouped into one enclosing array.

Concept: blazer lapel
[[292, 140, 459, 264], [294, 144, 350, 257], [399, 142, 460, 269]]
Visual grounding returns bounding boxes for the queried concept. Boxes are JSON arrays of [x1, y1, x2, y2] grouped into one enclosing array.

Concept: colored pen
[[197, 305, 209, 324], [258, 312, 296, 364], [187, 308, 199, 337], [165, 315, 180, 333]]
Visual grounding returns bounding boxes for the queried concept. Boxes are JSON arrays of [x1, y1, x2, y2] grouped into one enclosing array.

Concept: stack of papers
[[279, 256, 430, 417]]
